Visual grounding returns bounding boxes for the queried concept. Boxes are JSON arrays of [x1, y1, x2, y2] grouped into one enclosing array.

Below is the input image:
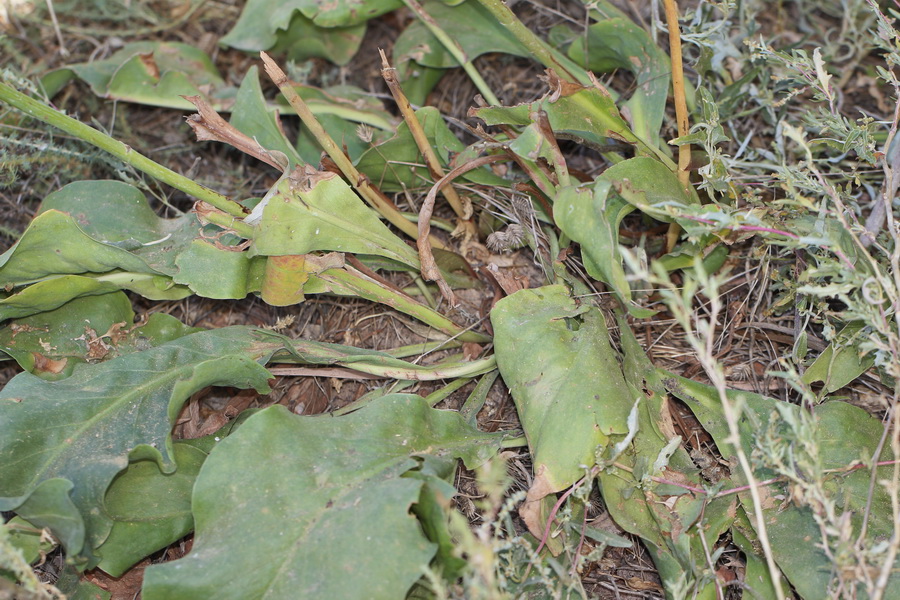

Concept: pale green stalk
[[401, 0, 501, 106], [318, 267, 492, 343], [474, 0, 591, 86], [0, 82, 249, 222]]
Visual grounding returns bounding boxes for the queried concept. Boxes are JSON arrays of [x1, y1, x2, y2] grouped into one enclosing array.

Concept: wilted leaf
[[491, 285, 632, 535], [142, 396, 502, 599]]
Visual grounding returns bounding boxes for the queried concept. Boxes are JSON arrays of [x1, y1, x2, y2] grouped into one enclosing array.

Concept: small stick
[[379, 50, 471, 221], [418, 154, 506, 305], [260, 52, 447, 249], [663, 0, 691, 252]]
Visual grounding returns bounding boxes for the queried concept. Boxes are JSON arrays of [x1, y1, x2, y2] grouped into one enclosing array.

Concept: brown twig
[[259, 52, 447, 250], [379, 50, 472, 224], [418, 154, 507, 305], [663, 0, 691, 253]]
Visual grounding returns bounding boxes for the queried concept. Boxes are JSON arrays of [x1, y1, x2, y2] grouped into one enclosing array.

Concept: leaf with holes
[[0, 327, 286, 567]]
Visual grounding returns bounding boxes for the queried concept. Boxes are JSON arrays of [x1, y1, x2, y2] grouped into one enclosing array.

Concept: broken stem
[[380, 51, 472, 223]]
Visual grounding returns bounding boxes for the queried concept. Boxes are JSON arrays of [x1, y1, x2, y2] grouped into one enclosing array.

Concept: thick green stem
[[474, 0, 591, 86], [0, 82, 248, 219]]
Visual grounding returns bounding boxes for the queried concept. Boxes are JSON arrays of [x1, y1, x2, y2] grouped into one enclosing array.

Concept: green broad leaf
[[229, 67, 305, 169], [600, 156, 700, 224], [0, 209, 160, 285], [4, 181, 259, 301], [0, 327, 288, 567], [95, 442, 206, 577], [227, 10, 365, 65], [554, 181, 635, 307], [474, 84, 652, 158], [0, 291, 201, 376], [0, 292, 132, 376], [568, 1, 670, 144], [490, 285, 632, 532], [356, 106, 505, 192], [173, 240, 266, 299], [251, 169, 421, 268], [222, 0, 402, 46], [142, 396, 502, 600], [42, 42, 230, 110], [802, 321, 875, 394], [0, 276, 120, 322], [663, 374, 900, 599], [36, 180, 203, 277], [393, 0, 528, 69]]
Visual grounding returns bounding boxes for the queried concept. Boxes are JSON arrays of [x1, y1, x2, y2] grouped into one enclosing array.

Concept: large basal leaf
[[250, 167, 421, 268], [95, 442, 205, 577], [568, 1, 670, 145], [393, 0, 528, 69], [491, 285, 632, 534], [0, 327, 287, 567], [222, 0, 402, 47], [42, 42, 231, 110], [2, 181, 262, 301], [0, 209, 160, 285], [601, 316, 733, 597], [142, 395, 503, 600], [663, 374, 900, 599], [0, 291, 201, 376]]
